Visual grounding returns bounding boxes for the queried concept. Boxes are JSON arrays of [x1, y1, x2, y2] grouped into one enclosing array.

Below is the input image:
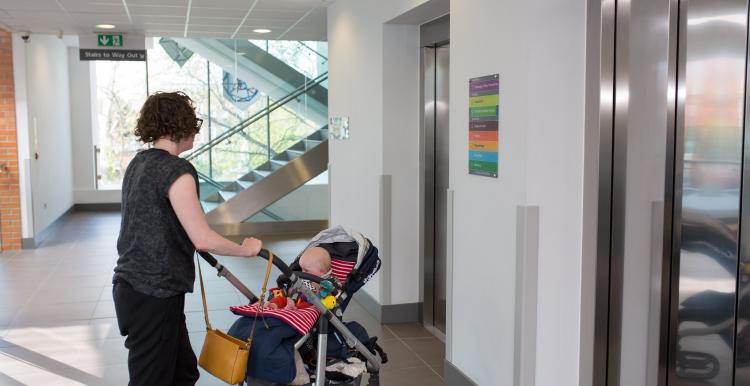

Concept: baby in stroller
[[219, 226, 388, 386], [264, 247, 335, 311]]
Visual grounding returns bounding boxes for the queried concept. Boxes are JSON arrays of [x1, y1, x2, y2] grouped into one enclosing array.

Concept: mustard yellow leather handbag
[[196, 252, 275, 384]]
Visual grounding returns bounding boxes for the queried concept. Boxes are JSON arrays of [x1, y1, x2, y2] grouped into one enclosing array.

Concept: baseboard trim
[[24, 206, 75, 249], [23, 204, 119, 249], [21, 238, 36, 249], [353, 290, 421, 324], [444, 360, 478, 386], [73, 203, 121, 211]]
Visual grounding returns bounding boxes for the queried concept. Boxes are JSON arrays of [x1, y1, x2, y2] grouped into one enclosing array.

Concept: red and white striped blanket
[[230, 304, 320, 335], [230, 259, 358, 335]]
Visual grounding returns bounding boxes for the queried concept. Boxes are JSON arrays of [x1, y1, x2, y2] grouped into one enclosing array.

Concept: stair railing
[[182, 71, 328, 162]]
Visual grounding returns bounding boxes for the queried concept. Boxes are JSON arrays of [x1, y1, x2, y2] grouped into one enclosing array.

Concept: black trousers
[[113, 280, 200, 386]]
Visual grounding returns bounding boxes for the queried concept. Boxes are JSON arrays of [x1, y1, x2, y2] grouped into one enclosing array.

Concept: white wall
[[328, 0, 438, 306], [329, 0, 587, 385], [69, 48, 105, 204], [21, 35, 75, 235], [449, 2, 528, 384], [522, 1, 586, 384]]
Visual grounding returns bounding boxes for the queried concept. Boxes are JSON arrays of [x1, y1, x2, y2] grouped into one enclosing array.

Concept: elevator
[[422, 15, 449, 336], [593, 0, 750, 385]]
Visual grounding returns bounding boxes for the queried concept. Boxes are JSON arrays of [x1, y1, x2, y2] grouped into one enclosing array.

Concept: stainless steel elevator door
[[670, 0, 747, 385], [423, 43, 449, 334], [434, 44, 449, 333]]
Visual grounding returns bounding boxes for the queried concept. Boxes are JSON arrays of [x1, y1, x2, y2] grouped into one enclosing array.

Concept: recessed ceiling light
[[253, 28, 271, 34], [96, 24, 116, 29]]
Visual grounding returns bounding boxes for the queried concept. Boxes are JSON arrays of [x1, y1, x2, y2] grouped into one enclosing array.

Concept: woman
[[112, 91, 262, 386]]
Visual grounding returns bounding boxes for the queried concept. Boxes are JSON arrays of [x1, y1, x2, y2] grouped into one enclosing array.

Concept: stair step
[[307, 131, 326, 141], [223, 182, 244, 192], [303, 139, 322, 150], [254, 170, 272, 178], [203, 192, 225, 203], [255, 162, 274, 172], [270, 160, 288, 170], [239, 173, 258, 183], [285, 150, 304, 159], [201, 201, 220, 213], [219, 191, 237, 201], [236, 180, 253, 190]]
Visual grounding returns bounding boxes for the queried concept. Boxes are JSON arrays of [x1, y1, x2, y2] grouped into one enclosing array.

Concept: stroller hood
[[296, 226, 381, 309], [296, 225, 371, 270]]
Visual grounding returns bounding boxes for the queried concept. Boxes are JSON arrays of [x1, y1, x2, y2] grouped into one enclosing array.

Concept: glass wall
[[93, 61, 147, 190], [94, 38, 327, 190]]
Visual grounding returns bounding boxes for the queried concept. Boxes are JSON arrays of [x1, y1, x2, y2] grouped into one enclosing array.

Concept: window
[[93, 38, 327, 190], [93, 61, 147, 190]]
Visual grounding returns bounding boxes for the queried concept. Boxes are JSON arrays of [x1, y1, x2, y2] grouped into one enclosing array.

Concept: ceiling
[[0, 0, 332, 41]]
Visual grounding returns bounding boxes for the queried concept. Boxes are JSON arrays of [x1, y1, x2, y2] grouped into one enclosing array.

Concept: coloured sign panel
[[469, 74, 499, 177]]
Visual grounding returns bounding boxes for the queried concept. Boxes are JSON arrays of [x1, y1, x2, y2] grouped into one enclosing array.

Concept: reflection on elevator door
[[597, 0, 750, 385]]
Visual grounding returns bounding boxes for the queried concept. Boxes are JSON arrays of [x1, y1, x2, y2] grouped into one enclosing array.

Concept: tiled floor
[[0, 212, 445, 386]]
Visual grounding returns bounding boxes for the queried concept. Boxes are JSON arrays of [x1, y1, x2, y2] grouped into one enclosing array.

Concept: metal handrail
[[250, 40, 328, 63], [182, 71, 328, 162], [296, 41, 328, 62]]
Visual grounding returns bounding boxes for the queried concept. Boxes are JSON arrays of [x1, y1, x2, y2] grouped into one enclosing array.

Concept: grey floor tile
[[402, 337, 445, 368], [29, 286, 104, 305], [379, 365, 445, 386], [89, 318, 124, 340], [376, 338, 425, 370], [13, 301, 98, 325], [40, 273, 110, 290], [384, 322, 435, 339]]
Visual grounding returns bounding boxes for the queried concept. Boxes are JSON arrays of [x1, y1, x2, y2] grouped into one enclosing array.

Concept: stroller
[[198, 226, 388, 385]]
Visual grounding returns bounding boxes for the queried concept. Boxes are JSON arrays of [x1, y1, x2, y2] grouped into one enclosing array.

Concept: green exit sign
[[97, 34, 122, 47]]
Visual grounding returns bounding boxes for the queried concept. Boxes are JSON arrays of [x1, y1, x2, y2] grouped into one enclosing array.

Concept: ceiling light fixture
[[253, 28, 271, 34], [96, 24, 116, 29]]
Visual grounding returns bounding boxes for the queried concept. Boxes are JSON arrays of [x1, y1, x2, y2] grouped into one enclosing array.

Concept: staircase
[[200, 127, 328, 222], [171, 38, 330, 236], [217, 39, 328, 108]]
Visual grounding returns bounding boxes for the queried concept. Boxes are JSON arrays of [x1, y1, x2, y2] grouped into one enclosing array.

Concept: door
[[423, 42, 449, 335], [593, 0, 750, 385]]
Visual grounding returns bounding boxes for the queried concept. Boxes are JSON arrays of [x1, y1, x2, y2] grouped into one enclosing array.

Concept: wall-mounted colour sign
[[468, 74, 499, 178]]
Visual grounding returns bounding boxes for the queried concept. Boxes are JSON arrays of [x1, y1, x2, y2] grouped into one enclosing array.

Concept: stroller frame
[[198, 249, 382, 385]]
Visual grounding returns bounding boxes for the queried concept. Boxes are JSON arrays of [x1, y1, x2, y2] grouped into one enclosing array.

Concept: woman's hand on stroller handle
[[241, 237, 262, 257]]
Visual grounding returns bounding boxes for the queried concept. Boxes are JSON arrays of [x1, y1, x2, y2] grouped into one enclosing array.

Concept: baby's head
[[299, 246, 332, 277]]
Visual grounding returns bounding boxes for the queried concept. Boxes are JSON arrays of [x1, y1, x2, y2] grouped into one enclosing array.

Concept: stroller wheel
[[676, 350, 720, 380], [365, 372, 380, 386]]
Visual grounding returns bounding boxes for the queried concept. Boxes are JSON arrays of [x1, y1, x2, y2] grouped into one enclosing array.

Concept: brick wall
[[0, 29, 21, 250]]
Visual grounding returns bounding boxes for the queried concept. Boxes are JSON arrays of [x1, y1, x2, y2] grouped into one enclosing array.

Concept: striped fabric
[[331, 259, 356, 284], [230, 304, 320, 335], [230, 257, 358, 335]]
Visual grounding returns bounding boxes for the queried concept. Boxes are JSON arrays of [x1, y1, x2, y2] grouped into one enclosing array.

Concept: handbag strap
[[196, 255, 213, 331], [249, 251, 275, 338]]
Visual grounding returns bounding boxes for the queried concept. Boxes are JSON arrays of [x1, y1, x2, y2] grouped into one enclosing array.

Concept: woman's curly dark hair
[[134, 91, 200, 143]]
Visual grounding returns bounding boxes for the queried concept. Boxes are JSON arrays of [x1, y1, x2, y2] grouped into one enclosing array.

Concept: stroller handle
[[257, 248, 294, 277], [197, 250, 294, 278]]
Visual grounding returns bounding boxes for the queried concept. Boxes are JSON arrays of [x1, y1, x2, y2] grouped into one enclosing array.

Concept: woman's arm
[[168, 173, 262, 257]]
